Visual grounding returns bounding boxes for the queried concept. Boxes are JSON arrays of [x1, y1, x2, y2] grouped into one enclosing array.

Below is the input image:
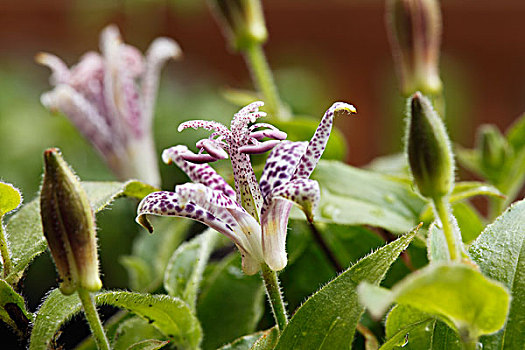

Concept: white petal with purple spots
[[294, 102, 356, 179], [162, 146, 236, 199], [259, 141, 307, 199]]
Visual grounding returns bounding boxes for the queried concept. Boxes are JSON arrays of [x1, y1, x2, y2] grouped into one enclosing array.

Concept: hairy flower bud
[[209, 0, 268, 50], [40, 148, 102, 295], [477, 125, 509, 172], [406, 92, 453, 199], [386, 0, 442, 96]]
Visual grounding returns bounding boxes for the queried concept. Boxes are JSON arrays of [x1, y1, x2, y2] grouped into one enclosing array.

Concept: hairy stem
[[432, 195, 459, 261], [243, 44, 284, 120], [260, 263, 288, 332], [77, 289, 110, 350], [307, 221, 343, 272], [0, 223, 12, 278]]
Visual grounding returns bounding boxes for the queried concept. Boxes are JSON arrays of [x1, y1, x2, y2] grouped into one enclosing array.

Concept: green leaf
[[197, 254, 265, 350], [218, 328, 278, 350], [302, 160, 426, 233], [452, 202, 484, 243], [126, 340, 170, 350], [121, 218, 189, 292], [164, 229, 219, 310], [0, 279, 33, 334], [250, 327, 279, 350], [218, 332, 265, 350], [427, 224, 450, 262], [30, 289, 202, 350], [4, 180, 155, 284], [359, 264, 510, 340], [111, 316, 166, 350], [274, 227, 417, 350], [450, 181, 505, 202], [0, 182, 22, 216], [469, 199, 525, 349], [506, 112, 525, 151], [383, 305, 460, 350]]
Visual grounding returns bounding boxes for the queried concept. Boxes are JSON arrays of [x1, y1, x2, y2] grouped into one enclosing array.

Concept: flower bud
[[406, 92, 453, 199], [40, 148, 102, 295], [209, 0, 268, 50], [477, 125, 509, 172], [386, 0, 442, 96]]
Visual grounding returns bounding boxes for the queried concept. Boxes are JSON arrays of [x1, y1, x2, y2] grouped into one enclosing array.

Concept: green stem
[[461, 338, 479, 350], [260, 263, 288, 332], [432, 195, 459, 261], [0, 223, 12, 278], [243, 44, 284, 120], [77, 289, 110, 350]]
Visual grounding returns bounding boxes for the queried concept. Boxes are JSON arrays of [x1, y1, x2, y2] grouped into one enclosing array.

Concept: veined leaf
[[121, 218, 189, 292], [197, 254, 265, 350], [358, 264, 510, 341], [30, 289, 201, 350], [383, 305, 460, 350], [126, 339, 170, 350], [274, 227, 417, 350], [301, 160, 425, 234], [164, 229, 219, 310], [3, 180, 156, 284], [0, 182, 21, 216], [469, 199, 525, 349], [111, 317, 166, 350], [218, 328, 278, 350], [0, 279, 32, 335]]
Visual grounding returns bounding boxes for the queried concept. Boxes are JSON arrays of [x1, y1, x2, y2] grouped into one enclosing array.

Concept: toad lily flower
[[136, 101, 356, 274], [37, 25, 181, 187]]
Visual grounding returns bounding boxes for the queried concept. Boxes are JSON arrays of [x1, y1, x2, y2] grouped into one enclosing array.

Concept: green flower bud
[[40, 148, 102, 295], [406, 92, 454, 199], [386, 0, 442, 96], [477, 125, 509, 172], [209, 0, 268, 50]]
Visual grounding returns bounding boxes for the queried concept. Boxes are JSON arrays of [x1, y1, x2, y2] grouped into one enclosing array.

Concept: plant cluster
[[0, 1, 524, 349]]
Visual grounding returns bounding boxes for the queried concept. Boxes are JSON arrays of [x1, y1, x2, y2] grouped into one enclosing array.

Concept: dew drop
[[401, 333, 409, 347]]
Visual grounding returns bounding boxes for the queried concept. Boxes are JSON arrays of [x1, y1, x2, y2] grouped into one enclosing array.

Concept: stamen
[[196, 139, 229, 159], [180, 151, 219, 164], [239, 140, 281, 154], [249, 129, 287, 141]]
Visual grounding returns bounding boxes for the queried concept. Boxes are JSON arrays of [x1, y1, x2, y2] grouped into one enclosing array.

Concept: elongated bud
[[386, 0, 442, 96], [40, 148, 102, 295], [477, 125, 509, 172], [406, 92, 453, 199], [209, 0, 268, 50]]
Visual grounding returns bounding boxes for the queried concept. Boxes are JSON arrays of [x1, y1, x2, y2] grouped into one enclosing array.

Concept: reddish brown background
[[2, 0, 525, 165]]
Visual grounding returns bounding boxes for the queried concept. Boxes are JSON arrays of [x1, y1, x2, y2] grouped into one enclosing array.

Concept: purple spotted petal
[[260, 179, 320, 271], [36, 52, 71, 85], [269, 179, 320, 221], [293, 102, 357, 179], [136, 189, 241, 245], [100, 26, 145, 139], [68, 52, 109, 121], [40, 85, 115, 157], [136, 184, 264, 275], [259, 141, 307, 199], [162, 146, 236, 199], [238, 140, 281, 154], [141, 37, 181, 127]]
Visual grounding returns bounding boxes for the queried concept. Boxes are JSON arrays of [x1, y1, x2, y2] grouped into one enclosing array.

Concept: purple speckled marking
[[39, 24, 176, 178], [162, 145, 236, 199], [259, 141, 307, 199], [293, 102, 356, 179]]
